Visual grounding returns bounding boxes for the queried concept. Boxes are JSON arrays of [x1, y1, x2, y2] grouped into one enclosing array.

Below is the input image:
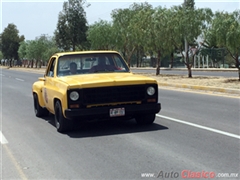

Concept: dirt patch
[[2, 67, 240, 90], [224, 79, 240, 83], [137, 73, 240, 90]]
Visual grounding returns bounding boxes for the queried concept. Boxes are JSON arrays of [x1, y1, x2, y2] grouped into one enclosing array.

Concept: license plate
[[110, 108, 125, 117]]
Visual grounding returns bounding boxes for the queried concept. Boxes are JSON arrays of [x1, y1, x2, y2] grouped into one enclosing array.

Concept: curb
[[131, 67, 238, 72], [2, 66, 239, 95], [1, 67, 46, 74], [158, 82, 240, 95]]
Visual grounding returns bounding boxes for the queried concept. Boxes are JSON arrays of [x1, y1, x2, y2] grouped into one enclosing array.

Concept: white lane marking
[[15, 78, 24, 82], [157, 114, 240, 140], [159, 87, 240, 99], [0, 131, 9, 144], [3, 145, 29, 180]]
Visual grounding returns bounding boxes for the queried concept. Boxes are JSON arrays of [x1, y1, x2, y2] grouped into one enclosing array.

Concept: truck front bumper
[[65, 103, 161, 120]]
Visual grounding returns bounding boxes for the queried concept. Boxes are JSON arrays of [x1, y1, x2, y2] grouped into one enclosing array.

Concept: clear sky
[[1, 0, 239, 41]]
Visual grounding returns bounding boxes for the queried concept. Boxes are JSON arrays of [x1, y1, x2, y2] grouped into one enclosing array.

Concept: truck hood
[[58, 72, 157, 89]]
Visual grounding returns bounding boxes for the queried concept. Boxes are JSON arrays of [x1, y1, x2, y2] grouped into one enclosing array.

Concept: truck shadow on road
[[69, 120, 168, 138], [42, 115, 168, 138]]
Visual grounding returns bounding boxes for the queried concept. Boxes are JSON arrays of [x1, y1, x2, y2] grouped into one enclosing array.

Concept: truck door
[[43, 57, 56, 112]]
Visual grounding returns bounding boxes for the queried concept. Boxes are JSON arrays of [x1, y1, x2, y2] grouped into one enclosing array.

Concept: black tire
[[135, 114, 156, 125], [54, 101, 72, 133], [33, 93, 49, 117]]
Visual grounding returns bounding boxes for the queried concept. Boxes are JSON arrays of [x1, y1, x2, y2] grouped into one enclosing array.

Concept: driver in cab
[[69, 62, 77, 75], [89, 56, 117, 73]]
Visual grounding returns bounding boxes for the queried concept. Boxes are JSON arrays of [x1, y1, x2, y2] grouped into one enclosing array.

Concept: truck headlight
[[147, 86, 155, 96], [70, 91, 79, 101]]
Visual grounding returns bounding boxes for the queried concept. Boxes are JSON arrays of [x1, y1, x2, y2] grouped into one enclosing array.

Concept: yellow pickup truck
[[32, 51, 161, 133]]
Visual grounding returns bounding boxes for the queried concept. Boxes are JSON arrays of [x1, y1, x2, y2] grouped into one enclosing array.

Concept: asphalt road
[[132, 68, 238, 77], [1, 69, 240, 180]]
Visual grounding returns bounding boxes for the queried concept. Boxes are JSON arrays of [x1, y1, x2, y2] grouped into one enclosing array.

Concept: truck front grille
[[81, 85, 146, 105]]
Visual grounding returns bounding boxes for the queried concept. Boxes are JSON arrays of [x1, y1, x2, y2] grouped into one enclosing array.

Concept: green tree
[[182, 0, 195, 71], [0, 51, 3, 60], [0, 23, 24, 67], [203, 10, 240, 80], [55, 0, 88, 51], [26, 36, 48, 68], [129, 3, 153, 67], [18, 41, 29, 67], [111, 4, 140, 65], [87, 20, 115, 50], [199, 47, 228, 67], [0, 35, 2, 51], [140, 6, 172, 75], [18, 41, 28, 60], [111, 2, 154, 66], [21, 35, 58, 68], [169, 4, 213, 77], [44, 46, 59, 62], [42, 36, 59, 63], [183, 0, 195, 9], [111, 7, 136, 66]]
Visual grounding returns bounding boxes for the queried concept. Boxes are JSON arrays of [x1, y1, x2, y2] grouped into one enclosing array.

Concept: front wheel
[[135, 114, 156, 125], [33, 93, 49, 117], [54, 101, 73, 133]]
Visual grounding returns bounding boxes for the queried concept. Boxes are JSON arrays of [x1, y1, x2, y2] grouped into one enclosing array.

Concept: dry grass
[[138, 73, 240, 90], [3, 67, 240, 90]]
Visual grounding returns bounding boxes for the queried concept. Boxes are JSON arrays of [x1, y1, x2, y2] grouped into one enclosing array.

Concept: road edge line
[[157, 114, 240, 140]]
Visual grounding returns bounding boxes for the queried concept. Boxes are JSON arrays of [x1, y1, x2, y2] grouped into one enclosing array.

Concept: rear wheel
[[54, 101, 73, 133], [135, 114, 156, 125], [33, 93, 49, 117]]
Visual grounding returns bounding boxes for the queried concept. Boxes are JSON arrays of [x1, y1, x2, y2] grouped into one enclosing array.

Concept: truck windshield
[[57, 53, 130, 76]]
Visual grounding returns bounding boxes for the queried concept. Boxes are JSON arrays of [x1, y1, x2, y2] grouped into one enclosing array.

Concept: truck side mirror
[[38, 77, 45, 81]]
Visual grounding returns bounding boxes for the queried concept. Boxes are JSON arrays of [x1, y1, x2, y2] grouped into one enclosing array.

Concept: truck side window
[[46, 58, 56, 77]]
